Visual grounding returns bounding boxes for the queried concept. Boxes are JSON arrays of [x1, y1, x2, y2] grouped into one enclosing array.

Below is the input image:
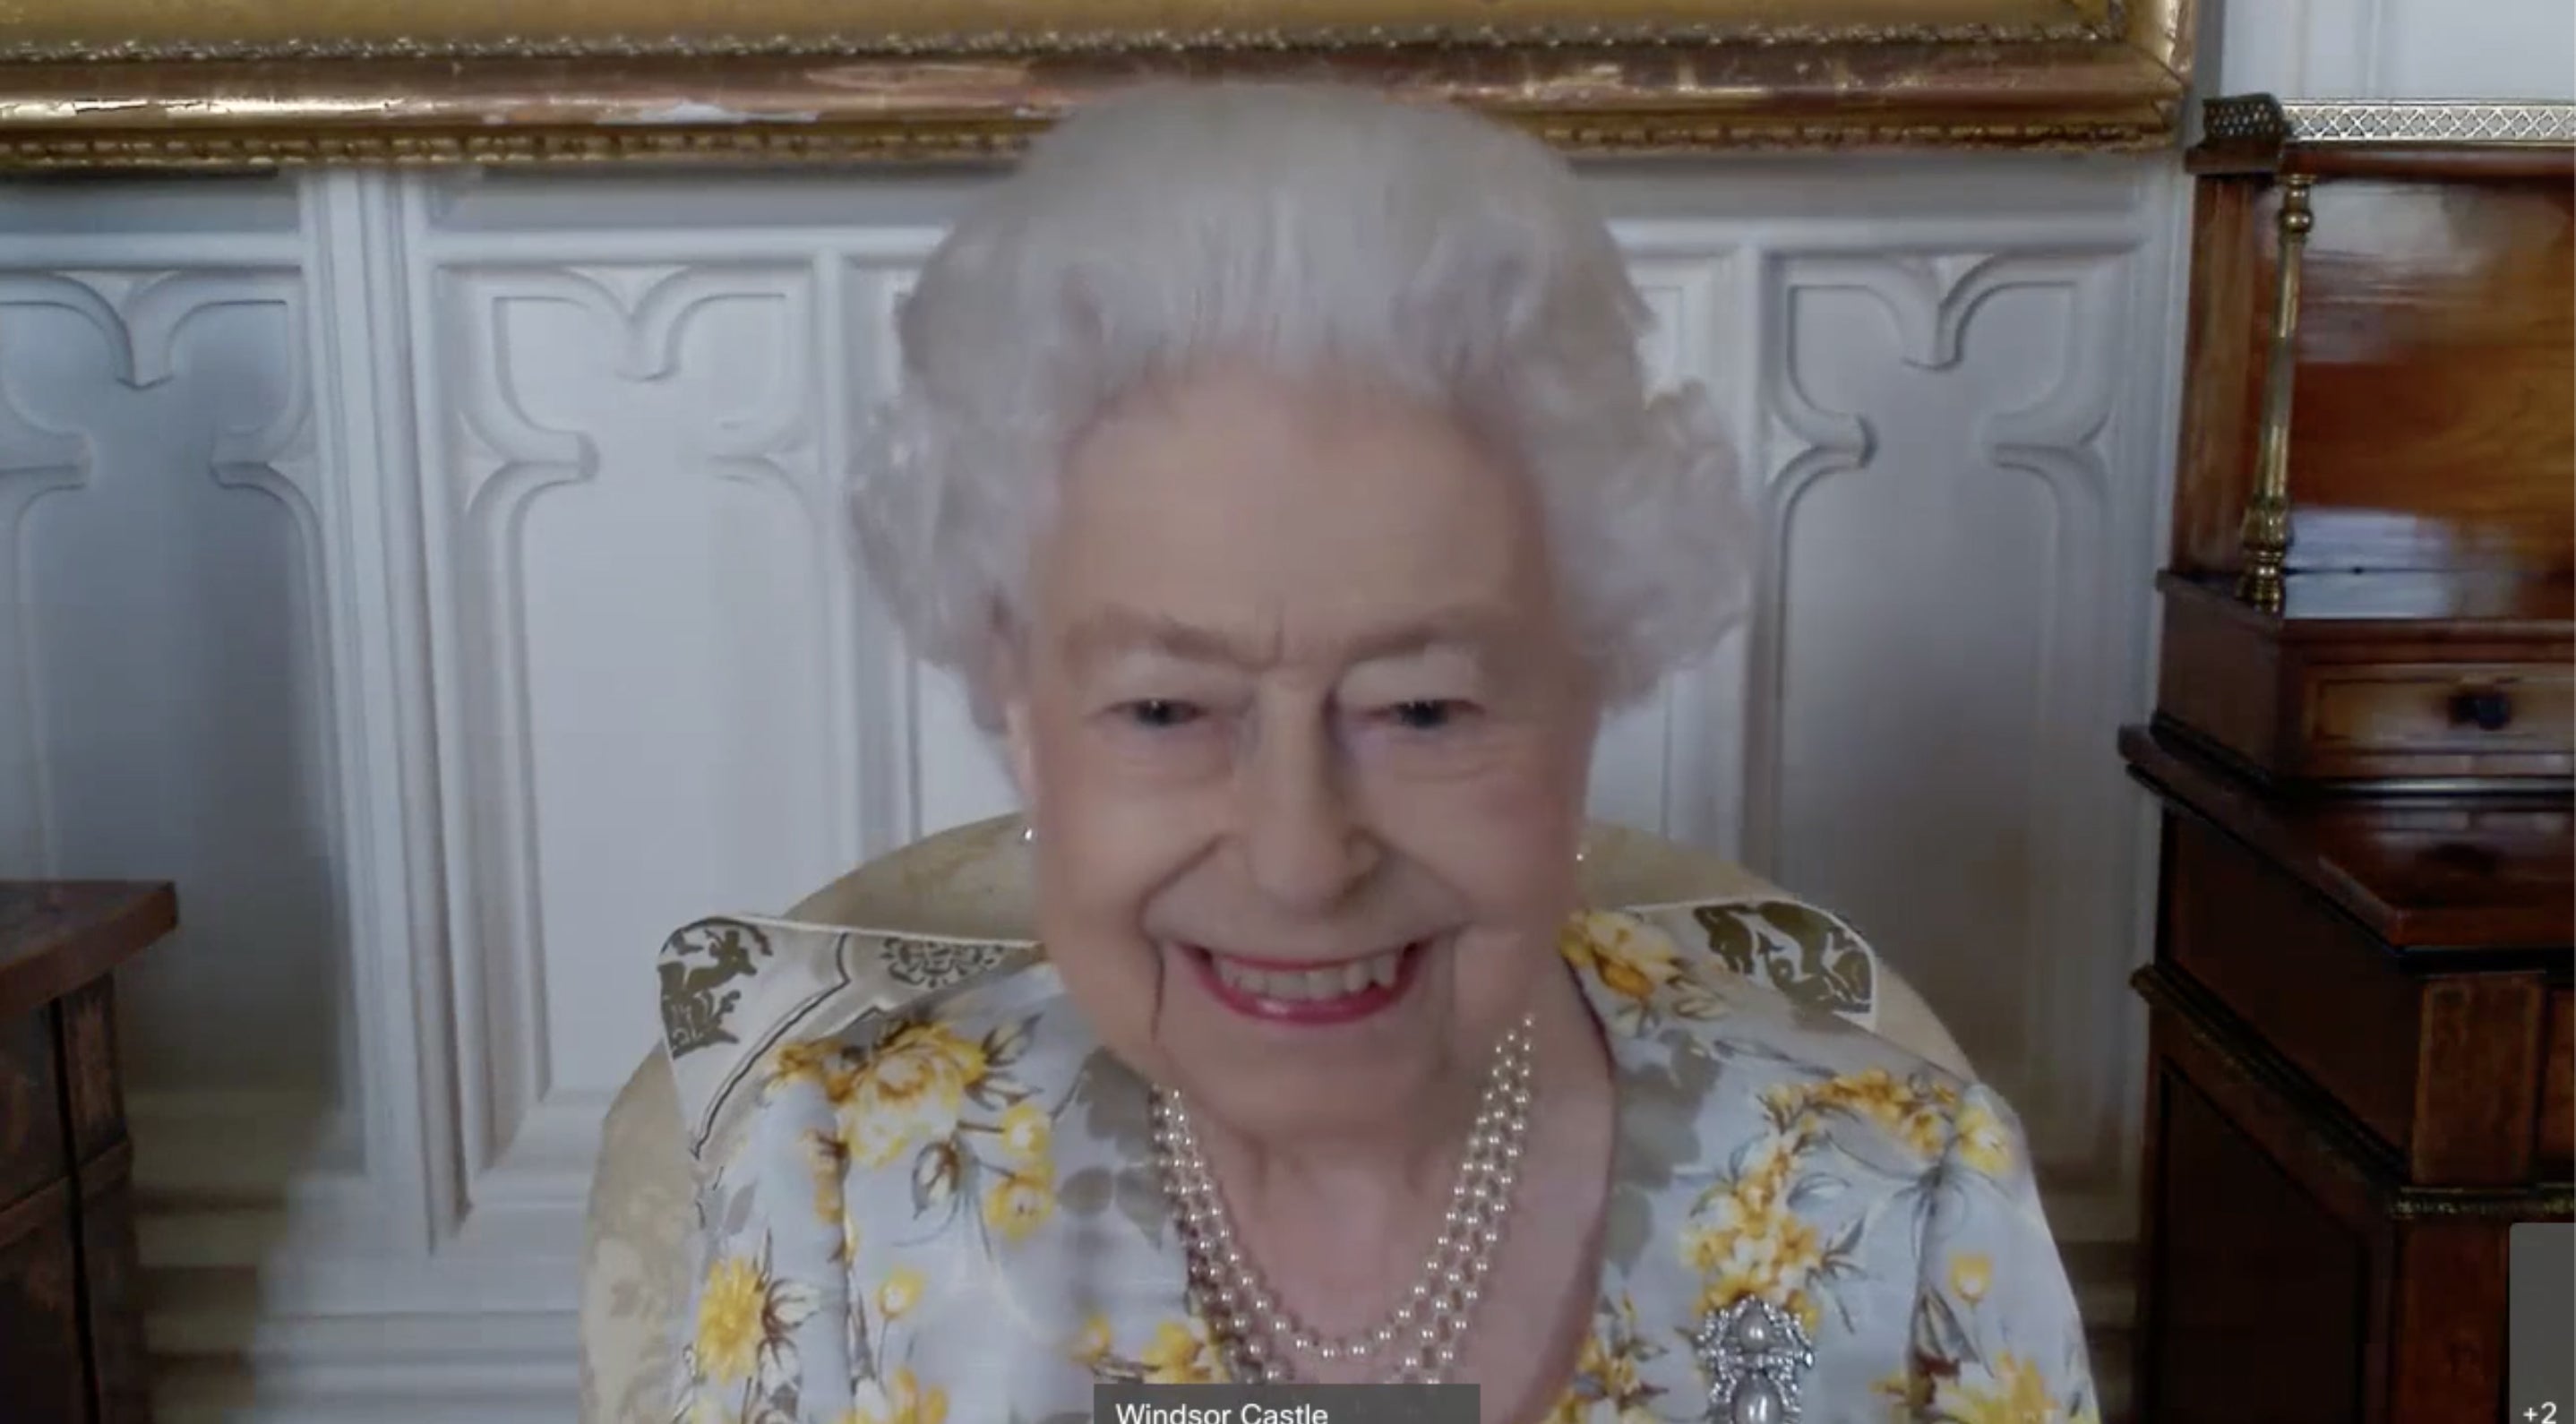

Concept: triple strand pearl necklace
[[1147, 1015, 1538, 1385]]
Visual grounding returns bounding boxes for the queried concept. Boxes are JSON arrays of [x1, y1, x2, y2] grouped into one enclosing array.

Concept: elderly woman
[[661, 83, 2095, 1424]]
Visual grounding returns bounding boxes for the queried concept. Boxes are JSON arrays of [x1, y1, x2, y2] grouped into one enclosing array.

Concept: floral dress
[[656, 905, 2099, 1424]]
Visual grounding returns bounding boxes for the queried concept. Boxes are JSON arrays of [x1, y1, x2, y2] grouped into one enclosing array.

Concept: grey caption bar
[[2511, 1223, 2572, 1424], [1093, 1384, 1478, 1424]]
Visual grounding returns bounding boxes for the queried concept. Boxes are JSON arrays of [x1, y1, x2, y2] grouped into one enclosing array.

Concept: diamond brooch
[[1693, 1296, 1816, 1423]]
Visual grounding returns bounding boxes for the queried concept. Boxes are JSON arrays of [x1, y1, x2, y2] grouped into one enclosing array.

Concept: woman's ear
[[1000, 699, 1038, 811], [984, 636, 1040, 816]]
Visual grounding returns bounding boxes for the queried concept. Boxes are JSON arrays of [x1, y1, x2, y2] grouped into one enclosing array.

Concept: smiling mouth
[[1206, 946, 1405, 999], [1180, 939, 1432, 1024]]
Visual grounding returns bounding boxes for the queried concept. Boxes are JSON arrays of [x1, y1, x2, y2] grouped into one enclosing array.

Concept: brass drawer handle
[[2448, 686, 2514, 732]]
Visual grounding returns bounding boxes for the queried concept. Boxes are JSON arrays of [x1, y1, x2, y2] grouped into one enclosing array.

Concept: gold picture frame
[[0, 0, 2193, 171]]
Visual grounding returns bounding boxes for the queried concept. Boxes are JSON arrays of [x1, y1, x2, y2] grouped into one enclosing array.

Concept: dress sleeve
[[1897, 1080, 2103, 1424], [667, 1061, 854, 1423]]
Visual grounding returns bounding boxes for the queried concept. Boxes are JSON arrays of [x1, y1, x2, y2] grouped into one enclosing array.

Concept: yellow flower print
[[1936, 1351, 2090, 1424], [878, 1265, 924, 1320], [1559, 913, 1684, 1008], [864, 1021, 991, 1111], [802, 1128, 851, 1237], [1577, 1331, 1640, 1397], [1875, 1367, 1936, 1418], [1078, 1317, 1229, 1386], [1953, 1098, 2014, 1178], [996, 1100, 1052, 1163], [1759, 1068, 1961, 1159], [1949, 1251, 1993, 1306], [769, 1039, 855, 1098], [982, 1167, 1056, 1242], [1545, 1336, 1638, 1422], [1139, 1319, 1224, 1384], [1683, 1137, 1799, 1274], [694, 1257, 767, 1384], [1546, 1300, 1662, 1423], [1685, 1144, 1827, 1343], [1741, 1137, 1799, 1213], [1757, 1079, 1810, 1124], [1072, 1314, 1115, 1368], [1698, 1214, 1825, 1317], [1799, 1068, 1956, 1160], [839, 1020, 992, 1167], [691, 1250, 821, 1390], [847, 1367, 949, 1424]]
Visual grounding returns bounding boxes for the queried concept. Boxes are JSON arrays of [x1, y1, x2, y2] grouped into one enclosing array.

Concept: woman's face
[[999, 359, 1601, 1146]]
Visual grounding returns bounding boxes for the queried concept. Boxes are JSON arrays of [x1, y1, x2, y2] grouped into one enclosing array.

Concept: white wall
[[2215, 0, 2576, 99]]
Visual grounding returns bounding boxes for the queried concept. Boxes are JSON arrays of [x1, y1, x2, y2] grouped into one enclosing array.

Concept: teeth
[[1207, 945, 1409, 1001]]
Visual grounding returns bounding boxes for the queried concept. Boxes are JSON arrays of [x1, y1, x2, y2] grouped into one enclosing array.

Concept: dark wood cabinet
[[2125, 96, 2574, 1424], [0, 881, 176, 1424]]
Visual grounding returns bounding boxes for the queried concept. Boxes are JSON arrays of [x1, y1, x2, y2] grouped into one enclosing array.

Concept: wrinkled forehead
[[1057, 602, 1524, 678], [1027, 362, 1564, 665]]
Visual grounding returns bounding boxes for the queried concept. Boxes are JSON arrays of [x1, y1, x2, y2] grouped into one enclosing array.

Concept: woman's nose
[[1236, 719, 1381, 912]]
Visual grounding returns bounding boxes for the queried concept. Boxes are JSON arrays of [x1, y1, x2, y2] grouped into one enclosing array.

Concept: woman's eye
[[1386, 699, 1468, 732], [1120, 699, 1203, 730]]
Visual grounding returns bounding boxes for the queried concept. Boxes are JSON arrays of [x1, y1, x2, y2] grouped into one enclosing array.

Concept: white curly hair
[[851, 81, 1754, 725]]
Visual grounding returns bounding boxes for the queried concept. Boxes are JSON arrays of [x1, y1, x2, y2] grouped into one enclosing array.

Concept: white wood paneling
[[1752, 236, 2160, 1207], [2213, 0, 2576, 99], [0, 155, 2185, 1420], [0, 196, 382, 1227]]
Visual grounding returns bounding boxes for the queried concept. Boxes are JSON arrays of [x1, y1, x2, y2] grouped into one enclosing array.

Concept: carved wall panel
[[0, 201, 381, 1243], [1756, 244, 2151, 1206]]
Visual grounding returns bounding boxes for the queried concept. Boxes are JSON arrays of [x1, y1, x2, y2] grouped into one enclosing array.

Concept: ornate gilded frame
[[0, 0, 2193, 170]]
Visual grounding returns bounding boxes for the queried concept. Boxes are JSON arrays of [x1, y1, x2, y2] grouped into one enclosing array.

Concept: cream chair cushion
[[576, 816, 1971, 1423]]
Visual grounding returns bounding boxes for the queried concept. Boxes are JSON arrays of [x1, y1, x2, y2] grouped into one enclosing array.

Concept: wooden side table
[[0, 881, 176, 1424]]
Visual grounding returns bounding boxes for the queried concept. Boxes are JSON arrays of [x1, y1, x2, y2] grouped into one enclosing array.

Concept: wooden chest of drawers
[[2157, 573, 2576, 789], [2125, 729, 2572, 1422], [2126, 94, 2575, 1424], [0, 882, 176, 1424]]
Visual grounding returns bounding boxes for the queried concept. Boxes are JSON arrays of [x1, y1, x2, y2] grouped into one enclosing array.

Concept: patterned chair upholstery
[[576, 816, 1971, 1423]]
